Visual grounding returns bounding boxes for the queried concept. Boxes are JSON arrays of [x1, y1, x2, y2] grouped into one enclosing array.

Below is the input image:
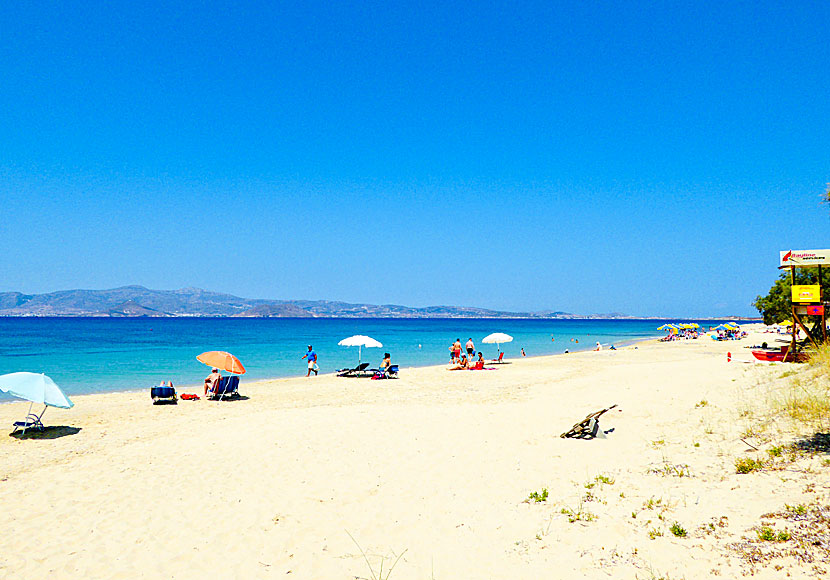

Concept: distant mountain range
[[0, 286, 625, 319]]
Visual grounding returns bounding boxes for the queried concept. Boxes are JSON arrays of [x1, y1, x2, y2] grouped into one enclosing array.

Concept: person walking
[[465, 337, 475, 358], [302, 345, 318, 377]]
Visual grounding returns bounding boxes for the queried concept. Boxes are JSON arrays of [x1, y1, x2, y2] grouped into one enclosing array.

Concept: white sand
[[0, 325, 824, 579]]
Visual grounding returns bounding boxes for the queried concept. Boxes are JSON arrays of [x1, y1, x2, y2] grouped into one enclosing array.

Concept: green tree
[[753, 269, 830, 325]]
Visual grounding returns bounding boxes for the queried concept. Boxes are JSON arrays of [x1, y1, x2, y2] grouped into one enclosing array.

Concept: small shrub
[[648, 527, 663, 540], [735, 457, 765, 474], [595, 474, 615, 485], [560, 500, 596, 523], [527, 488, 548, 503], [767, 446, 783, 457], [644, 497, 663, 510], [669, 522, 687, 537], [785, 503, 807, 516], [757, 526, 791, 542], [695, 400, 709, 408]]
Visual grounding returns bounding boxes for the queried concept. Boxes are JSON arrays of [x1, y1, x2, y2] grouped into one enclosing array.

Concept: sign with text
[[792, 285, 821, 303], [780, 249, 830, 267]]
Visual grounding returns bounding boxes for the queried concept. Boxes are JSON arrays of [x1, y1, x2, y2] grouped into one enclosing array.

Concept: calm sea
[[0, 317, 728, 398]]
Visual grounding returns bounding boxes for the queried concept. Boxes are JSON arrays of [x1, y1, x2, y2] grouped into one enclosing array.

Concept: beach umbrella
[[0, 372, 74, 433], [482, 332, 513, 353], [725, 322, 740, 329], [656, 324, 675, 331], [338, 335, 383, 366], [779, 320, 793, 326], [196, 351, 246, 374]]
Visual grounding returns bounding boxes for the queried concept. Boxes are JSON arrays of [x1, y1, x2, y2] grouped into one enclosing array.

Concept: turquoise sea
[[0, 318, 734, 398]]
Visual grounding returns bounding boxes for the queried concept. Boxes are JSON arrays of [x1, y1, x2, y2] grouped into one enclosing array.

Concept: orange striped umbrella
[[196, 351, 246, 375]]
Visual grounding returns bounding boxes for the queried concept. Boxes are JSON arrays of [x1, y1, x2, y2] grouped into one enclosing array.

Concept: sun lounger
[[337, 362, 372, 377], [150, 384, 177, 405], [560, 404, 618, 439], [372, 365, 399, 380], [12, 408, 46, 435], [489, 352, 506, 364], [207, 375, 240, 400]]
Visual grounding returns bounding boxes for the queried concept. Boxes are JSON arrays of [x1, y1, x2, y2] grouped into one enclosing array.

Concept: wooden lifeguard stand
[[779, 249, 830, 357]]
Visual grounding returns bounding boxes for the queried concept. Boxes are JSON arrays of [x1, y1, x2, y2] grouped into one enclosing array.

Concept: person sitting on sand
[[204, 368, 221, 396], [470, 352, 485, 370], [448, 354, 468, 370], [380, 352, 391, 373]]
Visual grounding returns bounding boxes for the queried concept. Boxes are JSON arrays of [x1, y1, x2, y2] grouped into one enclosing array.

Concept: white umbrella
[[0, 372, 74, 434], [482, 332, 513, 353], [338, 335, 383, 366]]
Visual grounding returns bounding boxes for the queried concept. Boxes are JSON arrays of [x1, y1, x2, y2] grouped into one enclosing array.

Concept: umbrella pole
[[359, 345, 362, 367]]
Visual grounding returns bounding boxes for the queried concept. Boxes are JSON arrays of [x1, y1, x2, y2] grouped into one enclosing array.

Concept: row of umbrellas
[[657, 323, 702, 332]]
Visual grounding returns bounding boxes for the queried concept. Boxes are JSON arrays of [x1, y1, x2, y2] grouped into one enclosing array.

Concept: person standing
[[453, 338, 462, 361], [302, 345, 318, 377], [465, 337, 475, 358]]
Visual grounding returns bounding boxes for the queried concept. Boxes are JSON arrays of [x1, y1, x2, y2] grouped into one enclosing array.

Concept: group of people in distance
[[448, 337, 487, 370], [449, 337, 475, 363]]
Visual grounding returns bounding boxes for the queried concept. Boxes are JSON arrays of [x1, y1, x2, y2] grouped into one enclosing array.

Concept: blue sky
[[1, 1, 828, 317]]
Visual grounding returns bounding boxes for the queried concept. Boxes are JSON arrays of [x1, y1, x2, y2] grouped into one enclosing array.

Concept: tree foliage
[[753, 269, 830, 325]]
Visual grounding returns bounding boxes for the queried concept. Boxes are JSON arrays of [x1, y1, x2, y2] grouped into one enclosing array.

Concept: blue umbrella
[[0, 372, 74, 434]]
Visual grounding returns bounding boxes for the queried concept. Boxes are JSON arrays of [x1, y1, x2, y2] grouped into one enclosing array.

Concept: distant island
[[0, 286, 758, 320]]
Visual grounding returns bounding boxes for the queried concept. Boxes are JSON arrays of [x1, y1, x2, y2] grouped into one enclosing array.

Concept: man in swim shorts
[[302, 345, 318, 377]]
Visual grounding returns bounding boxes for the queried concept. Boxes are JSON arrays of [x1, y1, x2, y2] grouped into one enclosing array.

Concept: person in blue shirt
[[302, 345, 318, 377]]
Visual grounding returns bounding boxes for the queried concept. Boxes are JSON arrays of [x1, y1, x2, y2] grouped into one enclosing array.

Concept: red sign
[[806, 305, 824, 315]]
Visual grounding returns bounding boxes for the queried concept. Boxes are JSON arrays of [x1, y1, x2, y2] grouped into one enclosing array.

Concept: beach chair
[[208, 375, 240, 400], [337, 363, 371, 377], [560, 404, 618, 439], [150, 384, 177, 405], [372, 365, 399, 380], [12, 406, 46, 435], [489, 352, 505, 364]]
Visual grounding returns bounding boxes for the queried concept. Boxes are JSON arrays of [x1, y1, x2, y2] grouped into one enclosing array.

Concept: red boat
[[751, 345, 806, 362]]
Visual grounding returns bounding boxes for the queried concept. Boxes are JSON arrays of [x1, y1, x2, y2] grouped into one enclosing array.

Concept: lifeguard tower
[[779, 249, 829, 357]]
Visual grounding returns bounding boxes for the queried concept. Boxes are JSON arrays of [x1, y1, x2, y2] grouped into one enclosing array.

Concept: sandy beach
[[2, 326, 827, 579]]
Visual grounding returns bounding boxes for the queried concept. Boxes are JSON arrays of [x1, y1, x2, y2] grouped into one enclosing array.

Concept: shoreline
[[0, 333, 665, 402]]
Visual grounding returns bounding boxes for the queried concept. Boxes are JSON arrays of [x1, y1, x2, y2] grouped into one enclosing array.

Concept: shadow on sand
[[794, 432, 830, 453], [9, 426, 82, 440]]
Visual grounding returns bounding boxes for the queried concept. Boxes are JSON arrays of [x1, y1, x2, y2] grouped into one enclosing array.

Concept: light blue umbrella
[[0, 372, 74, 434]]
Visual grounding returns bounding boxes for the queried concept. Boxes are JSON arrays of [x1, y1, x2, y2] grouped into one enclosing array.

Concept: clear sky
[[1, 2, 828, 317]]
